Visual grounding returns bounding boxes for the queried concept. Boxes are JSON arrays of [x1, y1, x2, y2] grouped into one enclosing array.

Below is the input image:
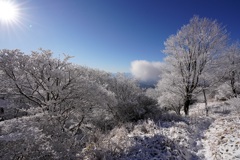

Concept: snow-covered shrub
[[80, 120, 154, 158], [0, 98, 29, 121], [227, 97, 240, 113], [215, 83, 233, 101], [0, 113, 97, 159], [159, 111, 185, 122], [105, 73, 159, 124], [90, 113, 116, 132], [80, 119, 195, 159], [106, 74, 142, 123], [114, 95, 159, 123], [139, 96, 162, 121], [145, 88, 160, 100], [119, 134, 189, 160], [22, 106, 43, 115], [158, 92, 183, 115]]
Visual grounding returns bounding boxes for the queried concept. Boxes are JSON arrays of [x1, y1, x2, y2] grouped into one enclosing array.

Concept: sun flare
[[0, 1, 18, 23]]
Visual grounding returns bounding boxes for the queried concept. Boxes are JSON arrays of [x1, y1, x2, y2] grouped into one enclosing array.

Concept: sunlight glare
[[0, 1, 18, 23]]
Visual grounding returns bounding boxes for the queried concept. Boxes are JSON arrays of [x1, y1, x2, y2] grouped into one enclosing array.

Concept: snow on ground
[[82, 108, 214, 159], [96, 101, 239, 160], [195, 101, 240, 160], [203, 116, 240, 159], [81, 119, 194, 159], [0, 101, 239, 159]]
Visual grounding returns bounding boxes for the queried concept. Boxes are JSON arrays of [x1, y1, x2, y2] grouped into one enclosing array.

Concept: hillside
[[1, 100, 239, 159]]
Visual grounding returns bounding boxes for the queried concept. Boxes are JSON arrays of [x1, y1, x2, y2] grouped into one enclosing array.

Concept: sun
[[0, 1, 19, 23]]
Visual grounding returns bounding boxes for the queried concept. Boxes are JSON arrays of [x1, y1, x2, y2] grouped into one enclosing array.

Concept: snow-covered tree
[[0, 49, 117, 132], [106, 73, 143, 122], [157, 64, 185, 115], [208, 42, 240, 103], [145, 87, 160, 100], [0, 48, 157, 132], [222, 42, 240, 97], [163, 16, 228, 115], [99, 73, 158, 123]]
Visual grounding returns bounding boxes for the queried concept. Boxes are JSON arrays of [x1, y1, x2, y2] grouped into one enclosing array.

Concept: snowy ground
[[189, 101, 240, 160], [0, 101, 239, 159], [81, 101, 239, 159], [198, 102, 240, 160]]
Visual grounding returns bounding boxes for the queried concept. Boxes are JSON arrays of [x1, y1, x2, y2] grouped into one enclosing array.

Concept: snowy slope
[[202, 115, 240, 159], [1, 101, 239, 159]]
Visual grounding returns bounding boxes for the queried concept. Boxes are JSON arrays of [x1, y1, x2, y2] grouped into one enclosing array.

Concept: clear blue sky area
[[1, 0, 240, 72]]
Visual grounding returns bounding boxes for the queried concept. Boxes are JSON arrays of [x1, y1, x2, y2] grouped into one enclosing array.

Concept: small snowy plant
[[215, 83, 233, 101], [227, 97, 240, 113]]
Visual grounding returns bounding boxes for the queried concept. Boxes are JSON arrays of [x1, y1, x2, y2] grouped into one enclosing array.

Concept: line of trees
[[0, 49, 158, 131]]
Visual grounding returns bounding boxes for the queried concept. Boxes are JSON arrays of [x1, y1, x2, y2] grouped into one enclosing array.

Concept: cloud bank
[[130, 60, 163, 82]]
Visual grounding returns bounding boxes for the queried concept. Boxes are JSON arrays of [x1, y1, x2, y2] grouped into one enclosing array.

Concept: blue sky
[[0, 0, 240, 72]]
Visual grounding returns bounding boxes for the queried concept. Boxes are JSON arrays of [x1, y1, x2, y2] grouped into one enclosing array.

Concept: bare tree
[[163, 16, 228, 115], [223, 42, 240, 97]]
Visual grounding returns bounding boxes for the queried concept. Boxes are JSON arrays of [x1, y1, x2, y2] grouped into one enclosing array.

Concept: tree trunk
[[177, 107, 181, 115], [230, 69, 237, 97], [175, 105, 181, 115], [184, 97, 191, 115], [203, 89, 208, 116]]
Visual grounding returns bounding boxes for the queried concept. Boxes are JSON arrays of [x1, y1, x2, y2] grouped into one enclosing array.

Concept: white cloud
[[130, 60, 163, 82]]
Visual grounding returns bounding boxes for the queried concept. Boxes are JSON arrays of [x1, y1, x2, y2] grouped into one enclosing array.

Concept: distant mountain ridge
[[111, 72, 156, 89]]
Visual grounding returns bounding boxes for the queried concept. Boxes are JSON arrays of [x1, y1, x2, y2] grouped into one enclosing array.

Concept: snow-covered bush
[[21, 106, 43, 115], [0, 114, 88, 159], [158, 92, 183, 115], [0, 98, 30, 121], [227, 97, 240, 113], [215, 83, 233, 101], [80, 119, 196, 159], [113, 94, 159, 123], [159, 111, 185, 122], [104, 73, 159, 124], [145, 87, 160, 100]]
